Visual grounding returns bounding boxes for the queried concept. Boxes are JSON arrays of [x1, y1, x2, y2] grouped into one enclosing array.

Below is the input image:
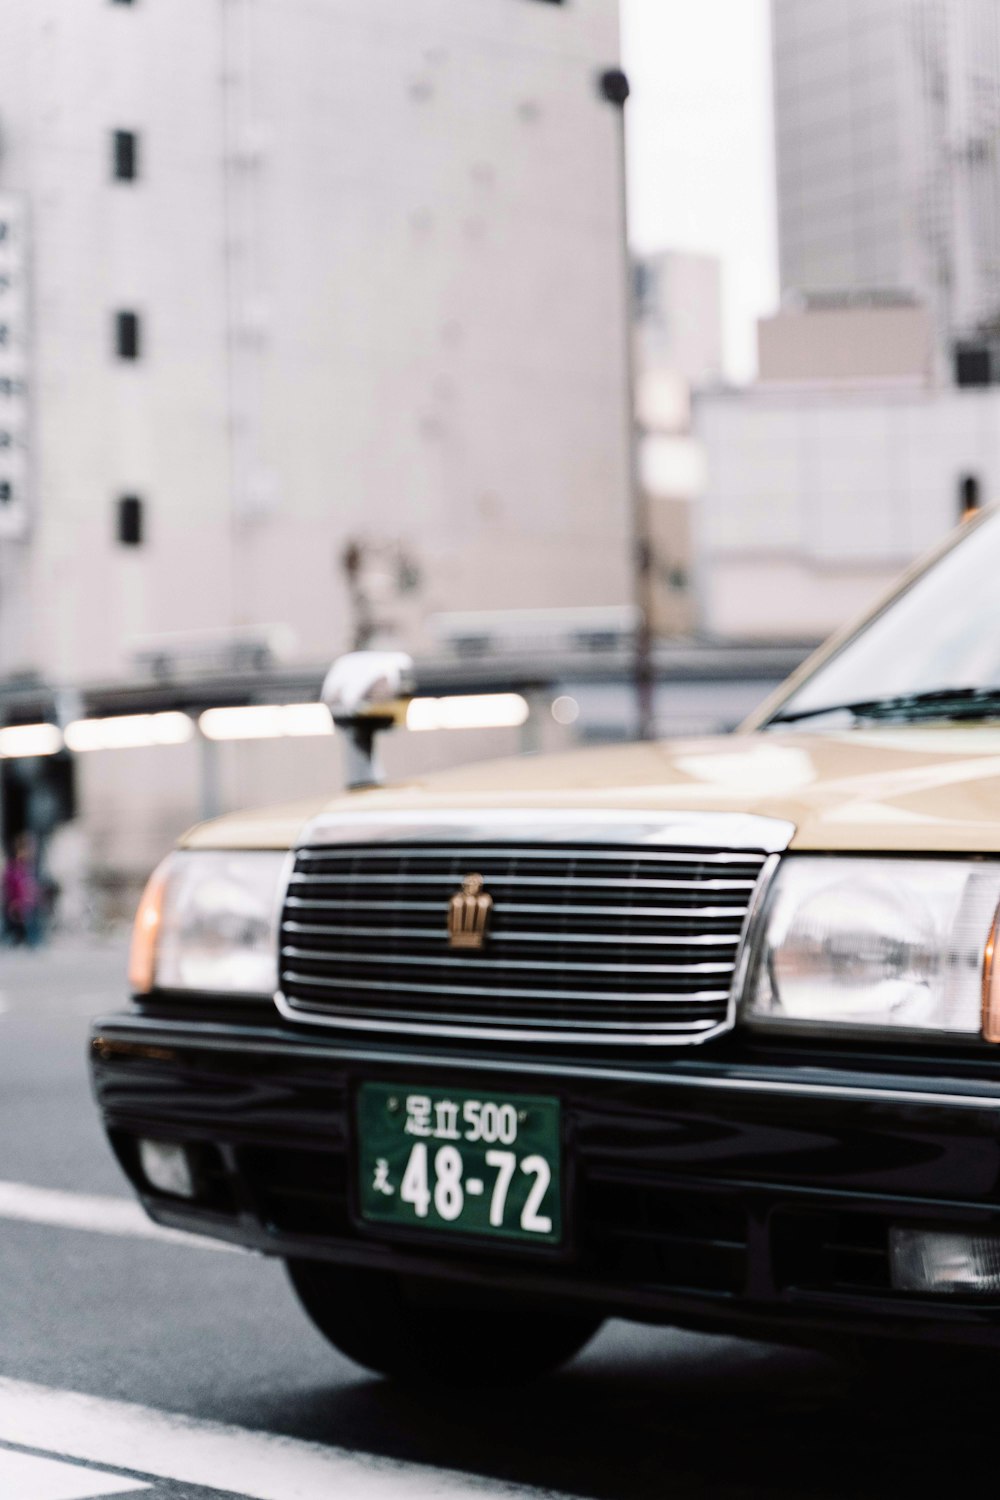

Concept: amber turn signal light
[[128, 859, 169, 995], [982, 904, 1000, 1043]]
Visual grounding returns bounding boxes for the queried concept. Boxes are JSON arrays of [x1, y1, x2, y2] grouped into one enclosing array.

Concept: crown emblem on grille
[[448, 873, 493, 950]]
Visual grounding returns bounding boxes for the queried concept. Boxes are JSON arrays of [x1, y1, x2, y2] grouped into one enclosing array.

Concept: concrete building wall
[[696, 384, 1000, 639], [0, 0, 629, 687], [757, 303, 936, 387]]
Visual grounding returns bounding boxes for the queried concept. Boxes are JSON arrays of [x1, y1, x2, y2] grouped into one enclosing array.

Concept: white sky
[[620, 0, 779, 382]]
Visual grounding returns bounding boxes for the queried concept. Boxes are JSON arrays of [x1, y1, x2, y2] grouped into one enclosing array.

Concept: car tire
[[286, 1260, 602, 1386]]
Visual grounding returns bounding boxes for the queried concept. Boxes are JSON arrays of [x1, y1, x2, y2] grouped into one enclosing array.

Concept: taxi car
[[91, 508, 1000, 1383]]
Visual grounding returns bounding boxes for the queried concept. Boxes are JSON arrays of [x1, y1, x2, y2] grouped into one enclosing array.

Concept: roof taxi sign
[[0, 194, 29, 540]]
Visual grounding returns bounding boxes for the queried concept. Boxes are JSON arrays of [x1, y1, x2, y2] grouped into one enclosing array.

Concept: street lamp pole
[[598, 66, 654, 742]]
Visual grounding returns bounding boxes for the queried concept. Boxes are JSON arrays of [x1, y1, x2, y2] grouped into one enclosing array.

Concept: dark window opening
[[0, 479, 12, 506], [115, 310, 141, 360], [959, 473, 983, 522], [116, 494, 144, 546], [112, 130, 138, 181], [955, 343, 992, 387]]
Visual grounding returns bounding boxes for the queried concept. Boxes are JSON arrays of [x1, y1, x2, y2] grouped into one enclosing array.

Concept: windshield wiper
[[770, 686, 1000, 727]]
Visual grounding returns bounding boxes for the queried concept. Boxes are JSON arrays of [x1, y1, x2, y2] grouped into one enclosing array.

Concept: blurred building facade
[[0, 0, 629, 685], [0, 0, 632, 889], [697, 381, 1000, 640], [773, 0, 1000, 372], [634, 249, 722, 637], [696, 0, 1000, 642]]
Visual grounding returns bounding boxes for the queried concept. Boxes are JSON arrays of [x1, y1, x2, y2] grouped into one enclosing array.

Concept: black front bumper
[[90, 1014, 1000, 1350]]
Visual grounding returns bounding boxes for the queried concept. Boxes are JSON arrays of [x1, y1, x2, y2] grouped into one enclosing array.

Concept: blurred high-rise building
[[773, 0, 1000, 375]]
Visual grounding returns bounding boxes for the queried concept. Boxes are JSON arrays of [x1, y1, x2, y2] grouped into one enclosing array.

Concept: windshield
[[769, 511, 1000, 724]]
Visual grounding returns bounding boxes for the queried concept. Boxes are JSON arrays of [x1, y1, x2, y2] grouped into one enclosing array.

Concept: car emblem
[[448, 873, 493, 950]]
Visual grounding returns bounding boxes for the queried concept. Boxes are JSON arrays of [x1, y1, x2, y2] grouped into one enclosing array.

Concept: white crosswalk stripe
[[0, 1446, 148, 1500], [0, 1180, 235, 1252], [0, 1379, 565, 1500]]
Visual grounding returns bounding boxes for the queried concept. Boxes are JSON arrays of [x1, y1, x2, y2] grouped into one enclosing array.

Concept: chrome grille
[[277, 840, 772, 1046]]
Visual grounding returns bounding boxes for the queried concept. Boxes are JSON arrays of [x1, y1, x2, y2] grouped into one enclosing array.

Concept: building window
[[959, 474, 982, 523], [112, 130, 138, 181], [955, 343, 992, 387], [115, 310, 141, 360], [116, 495, 144, 546]]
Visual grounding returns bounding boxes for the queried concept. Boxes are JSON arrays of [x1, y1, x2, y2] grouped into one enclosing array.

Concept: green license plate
[[357, 1082, 562, 1245]]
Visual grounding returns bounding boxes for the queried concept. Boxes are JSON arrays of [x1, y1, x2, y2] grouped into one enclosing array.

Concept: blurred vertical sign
[[0, 192, 30, 539]]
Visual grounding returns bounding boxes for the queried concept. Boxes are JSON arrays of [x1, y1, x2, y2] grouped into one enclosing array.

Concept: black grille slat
[[282, 958, 736, 996], [279, 841, 767, 1046], [282, 972, 731, 1013], [285, 905, 745, 941], [289, 873, 760, 894], [286, 963, 740, 992], [294, 845, 767, 868], [288, 889, 750, 913], [283, 940, 737, 974], [286, 999, 723, 1032]]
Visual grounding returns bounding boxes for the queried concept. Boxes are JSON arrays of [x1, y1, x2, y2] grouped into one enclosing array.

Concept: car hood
[[182, 724, 1000, 855]]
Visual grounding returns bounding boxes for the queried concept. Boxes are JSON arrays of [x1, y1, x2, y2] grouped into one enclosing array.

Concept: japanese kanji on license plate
[[356, 1082, 562, 1244]]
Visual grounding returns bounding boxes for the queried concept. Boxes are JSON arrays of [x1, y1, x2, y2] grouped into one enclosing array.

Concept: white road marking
[[0, 1446, 148, 1500], [0, 1181, 236, 1253], [0, 1380, 565, 1500]]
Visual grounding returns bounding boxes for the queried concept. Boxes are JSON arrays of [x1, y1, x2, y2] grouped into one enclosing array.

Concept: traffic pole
[[597, 66, 654, 741]]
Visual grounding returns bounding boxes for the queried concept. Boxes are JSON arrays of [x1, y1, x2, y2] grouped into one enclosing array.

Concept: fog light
[[138, 1139, 195, 1199], [890, 1227, 1000, 1295]]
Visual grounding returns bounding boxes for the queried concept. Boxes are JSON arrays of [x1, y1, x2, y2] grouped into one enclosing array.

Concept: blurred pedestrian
[[2, 833, 43, 948]]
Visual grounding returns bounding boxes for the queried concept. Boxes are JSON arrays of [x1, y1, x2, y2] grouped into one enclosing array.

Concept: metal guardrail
[[0, 642, 816, 727]]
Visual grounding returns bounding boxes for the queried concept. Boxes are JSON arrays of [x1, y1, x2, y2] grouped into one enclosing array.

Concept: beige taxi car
[[91, 507, 1000, 1383]]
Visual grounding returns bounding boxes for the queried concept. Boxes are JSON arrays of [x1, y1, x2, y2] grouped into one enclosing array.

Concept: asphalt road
[[0, 940, 981, 1500]]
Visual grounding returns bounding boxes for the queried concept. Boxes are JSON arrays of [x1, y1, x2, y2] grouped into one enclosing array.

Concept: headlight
[[742, 857, 1000, 1040], [129, 851, 288, 996]]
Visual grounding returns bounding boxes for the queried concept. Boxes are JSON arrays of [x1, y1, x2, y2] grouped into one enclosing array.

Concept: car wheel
[[286, 1260, 602, 1386]]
